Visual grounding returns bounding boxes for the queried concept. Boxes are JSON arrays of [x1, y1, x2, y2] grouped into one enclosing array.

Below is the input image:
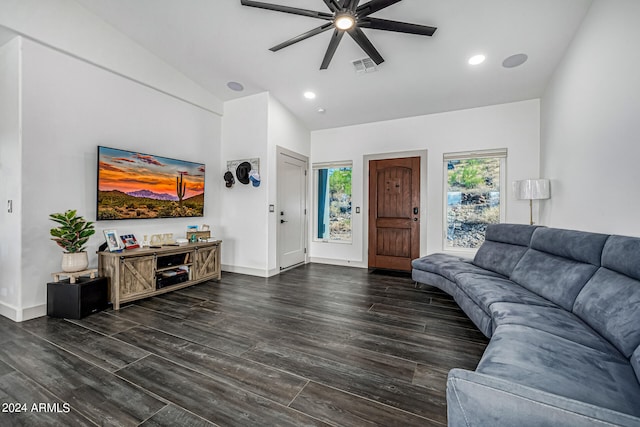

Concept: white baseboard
[[0, 301, 18, 322], [0, 302, 46, 322], [221, 264, 279, 278], [22, 304, 46, 321], [309, 257, 367, 269]]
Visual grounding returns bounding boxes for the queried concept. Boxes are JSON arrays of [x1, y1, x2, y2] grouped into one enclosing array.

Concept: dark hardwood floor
[[0, 263, 488, 426]]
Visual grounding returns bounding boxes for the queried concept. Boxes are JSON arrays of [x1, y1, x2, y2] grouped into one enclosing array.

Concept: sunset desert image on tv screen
[[97, 146, 205, 220]]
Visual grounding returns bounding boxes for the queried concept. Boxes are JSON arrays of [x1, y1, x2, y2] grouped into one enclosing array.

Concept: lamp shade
[[513, 179, 550, 200]]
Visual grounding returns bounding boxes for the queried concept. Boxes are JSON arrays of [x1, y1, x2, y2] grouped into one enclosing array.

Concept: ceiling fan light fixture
[[240, 0, 437, 70], [335, 14, 355, 31]]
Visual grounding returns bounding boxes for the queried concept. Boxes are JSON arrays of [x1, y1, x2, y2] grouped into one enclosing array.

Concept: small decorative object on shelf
[[49, 210, 96, 273], [187, 230, 210, 242], [103, 229, 122, 252], [120, 234, 140, 249]]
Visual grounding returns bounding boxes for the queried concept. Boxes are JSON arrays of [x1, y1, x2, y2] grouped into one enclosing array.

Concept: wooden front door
[[368, 157, 420, 271]]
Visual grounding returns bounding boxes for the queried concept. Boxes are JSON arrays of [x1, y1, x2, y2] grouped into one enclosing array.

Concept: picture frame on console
[[120, 234, 140, 250], [103, 229, 121, 252]]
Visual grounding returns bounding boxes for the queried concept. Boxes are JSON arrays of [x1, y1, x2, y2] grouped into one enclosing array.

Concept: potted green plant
[[49, 210, 96, 273]]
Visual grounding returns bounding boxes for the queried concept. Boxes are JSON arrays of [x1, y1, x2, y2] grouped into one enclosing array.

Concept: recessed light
[[226, 81, 244, 91], [502, 53, 528, 68], [468, 54, 486, 65], [304, 91, 316, 100], [317, 108, 326, 114]]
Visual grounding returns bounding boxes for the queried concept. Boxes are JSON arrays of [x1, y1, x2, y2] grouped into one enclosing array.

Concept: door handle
[[281, 219, 288, 224], [413, 207, 419, 215]]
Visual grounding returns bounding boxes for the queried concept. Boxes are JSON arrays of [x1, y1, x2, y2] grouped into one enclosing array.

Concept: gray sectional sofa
[[412, 224, 640, 426]]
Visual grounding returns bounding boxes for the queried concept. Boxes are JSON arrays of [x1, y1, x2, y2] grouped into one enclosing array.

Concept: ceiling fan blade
[[347, 27, 384, 65], [359, 17, 437, 36], [322, 0, 341, 12], [356, 0, 402, 17], [320, 29, 345, 70], [342, 0, 360, 12], [241, 0, 333, 20], [270, 23, 334, 52]]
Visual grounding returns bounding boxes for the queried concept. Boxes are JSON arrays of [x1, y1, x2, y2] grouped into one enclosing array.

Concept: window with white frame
[[313, 161, 352, 242], [443, 149, 506, 250]]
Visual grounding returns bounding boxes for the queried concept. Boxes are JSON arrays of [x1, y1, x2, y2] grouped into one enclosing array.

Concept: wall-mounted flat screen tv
[[97, 146, 205, 220]]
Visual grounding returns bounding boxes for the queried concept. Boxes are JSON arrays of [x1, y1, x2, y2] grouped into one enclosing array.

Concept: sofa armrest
[[447, 369, 640, 427]]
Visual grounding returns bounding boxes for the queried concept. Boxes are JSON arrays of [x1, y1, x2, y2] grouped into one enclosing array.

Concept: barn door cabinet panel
[[98, 241, 221, 310], [194, 245, 221, 280], [121, 255, 155, 298]]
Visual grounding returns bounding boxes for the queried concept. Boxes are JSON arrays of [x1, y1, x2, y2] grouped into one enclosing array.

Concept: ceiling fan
[[240, 0, 437, 70]]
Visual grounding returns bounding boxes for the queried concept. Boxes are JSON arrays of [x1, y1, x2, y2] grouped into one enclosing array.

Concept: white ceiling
[[0, 26, 16, 46], [74, 0, 592, 130]]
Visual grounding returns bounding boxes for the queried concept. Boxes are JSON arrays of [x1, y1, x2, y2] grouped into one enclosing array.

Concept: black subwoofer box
[[47, 276, 109, 319]]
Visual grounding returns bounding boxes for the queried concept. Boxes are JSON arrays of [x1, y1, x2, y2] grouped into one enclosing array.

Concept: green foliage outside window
[[329, 168, 352, 195], [448, 159, 484, 189]]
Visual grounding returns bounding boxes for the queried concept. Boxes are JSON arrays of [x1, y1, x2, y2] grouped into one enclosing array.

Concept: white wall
[[219, 93, 311, 276], [540, 0, 640, 236], [15, 38, 221, 321], [310, 100, 541, 266], [219, 93, 270, 275], [0, 37, 22, 320], [0, 0, 222, 115]]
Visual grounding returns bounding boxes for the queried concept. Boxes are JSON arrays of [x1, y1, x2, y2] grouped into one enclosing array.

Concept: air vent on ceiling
[[352, 57, 378, 74]]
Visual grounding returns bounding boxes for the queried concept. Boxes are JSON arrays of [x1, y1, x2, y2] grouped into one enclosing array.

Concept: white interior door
[[277, 149, 307, 270]]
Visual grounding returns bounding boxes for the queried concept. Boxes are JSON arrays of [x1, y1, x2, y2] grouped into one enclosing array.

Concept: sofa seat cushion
[[453, 289, 493, 337], [411, 268, 458, 296], [476, 324, 640, 417], [411, 253, 503, 283], [456, 273, 557, 316], [490, 302, 618, 355]]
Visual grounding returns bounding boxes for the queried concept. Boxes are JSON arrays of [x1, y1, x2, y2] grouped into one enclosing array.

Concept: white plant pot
[[61, 252, 89, 273]]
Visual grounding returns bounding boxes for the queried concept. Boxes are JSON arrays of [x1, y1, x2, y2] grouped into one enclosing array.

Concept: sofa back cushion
[[600, 235, 640, 280], [510, 228, 608, 311], [573, 235, 640, 358], [473, 224, 540, 277], [529, 227, 609, 265]]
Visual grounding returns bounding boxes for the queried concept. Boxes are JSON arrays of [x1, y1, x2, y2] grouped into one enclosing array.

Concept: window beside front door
[[314, 162, 352, 242], [443, 149, 506, 250]]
